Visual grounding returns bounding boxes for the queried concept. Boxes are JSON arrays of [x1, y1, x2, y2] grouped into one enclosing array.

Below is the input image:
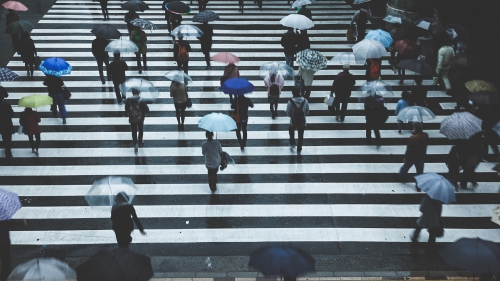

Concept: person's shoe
[[118, 100, 122, 105], [415, 185, 421, 192], [134, 144, 139, 154], [398, 80, 404, 85], [62, 118, 67, 124], [210, 185, 217, 192], [103, 18, 106, 21], [398, 130, 402, 135], [336, 116, 340, 122], [138, 69, 142, 74], [453, 183, 459, 192], [34, 149, 38, 155], [206, 66, 211, 70], [139, 141, 144, 147], [297, 150, 301, 155], [472, 182, 479, 188], [100, 77, 105, 84]]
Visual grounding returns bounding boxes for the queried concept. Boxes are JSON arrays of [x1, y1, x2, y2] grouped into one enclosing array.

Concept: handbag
[[220, 151, 228, 171], [230, 98, 240, 123], [61, 85, 72, 100], [324, 94, 335, 106]]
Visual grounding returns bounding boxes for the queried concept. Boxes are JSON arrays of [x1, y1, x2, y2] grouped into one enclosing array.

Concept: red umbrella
[[2, 1, 28, 11], [210, 52, 240, 64], [394, 39, 419, 57]]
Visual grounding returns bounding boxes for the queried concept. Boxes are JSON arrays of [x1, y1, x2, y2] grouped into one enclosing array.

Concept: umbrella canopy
[[352, 39, 386, 59], [259, 61, 294, 79], [122, 78, 159, 101], [91, 24, 121, 39], [211, 52, 240, 64], [130, 18, 157, 31], [414, 18, 444, 35], [76, 248, 153, 281], [365, 29, 393, 48], [8, 258, 76, 281], [383, 15, 401, 24], [0, 188, 22, 220], [39, 57, 72, 77], [192, 10, 219, 23], [397, 106, 436, 123], [353, 0, 370, 4], [445, 24, 468, 40], [280, 14, 314, 30], [397, 59, 435, 76], [18, 94, 53, 108], [172, 24, 203, 38], [2, 1, 28, 11], [468, 91, 500, 105], [0, 68, 19, 82], [165, 0, 191, 14], [330, 52, 364, 65], [358, 80, 393, 98], [439, 238, 500, 274], [105, 39, 139, 53], [198, 113, 237, 132], [414, 173, 456, 204], [121, 0, 149, 11], [5, 20, 33, 34], [440, 112, 482, 140], [296, 49, 327, 72], [291, 0, 315, 9], [465, 80, 498, 93], [248, 244, 316, 278], [394, 39, 419, 57], [221, 78, 254, 95], [85, 176, 138, 207], [165, 70, 192, 84]]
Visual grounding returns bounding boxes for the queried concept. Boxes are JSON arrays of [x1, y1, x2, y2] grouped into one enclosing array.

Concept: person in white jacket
[[264, 72, 284, 119], [433, 40, 455, 94]]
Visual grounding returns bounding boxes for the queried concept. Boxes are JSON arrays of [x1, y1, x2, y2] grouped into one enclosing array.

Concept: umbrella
[[445, 23, 468, 40], [468, 91, 500, 105], [85, 176, 137, 207], [105, 38, 139, 53], [296, 49, 327, 72], [291, 0, 315, 9], [397, 106, 436, 122], [365, 29, 393, 48], [211, 52, 240, 64], [18, 94, 53, 108], [91, 24, 121, 39], [39, 57, 72, 77], [280, 14, 314, 30], [121, 0, 149, 11], [221, 78, 254, 96], [353, 0, 370, 4], [330, 52, 366, 65], [0, 188, 22, 220], [440, 112, 482, 140], [383, 15, 401, 24], [439, 238, 500, 274], [2, 1, 28, 11], [172, 24, 203, 38], [358, 80, 393, 99], [122, 78, 159, 101], [259, 61, 294, 79], [192, 10, 219, 23], [165, 70, 192, 84], [130, 18, 157, 31], [165, 0, 191, 14], [352, 39, 386, 59], [465, 80, 498, 93], [394, 39, 419, 57], [397, 59, 435, 76], [5, 20, 33, 34], [76, 248, 153, 281], [0, 68, 19, 82], [414, 18, 444, 35], [8, 258, 76, 281], [198, 112, 237, 132], [414, 173, 456, 204], [248, 243, 315, 278]]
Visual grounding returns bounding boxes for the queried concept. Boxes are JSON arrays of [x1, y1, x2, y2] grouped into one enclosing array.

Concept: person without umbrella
[[170, 80, 188, 129], [238, 0, 244, 13], [199, 22, 213, 70], [298, 65, 315, 99], [330, 64, 356, 122], [162, 0, 172, 34], [43, 75, 68, 124], [350, 4, 371, 42], [433, 38, 455, 95], [364, 92, 384, 146], [286, 88, 309, 155], [0, 88, 14, 159], [264, 72, 284, 119], [98, 0, 110, 21], [411, 193, 443, 254], [398, 122, 428, 191], [197, 0, 209, 11], [281, 28, 297, 67], [201, 131, 223, 192], [232, 95, 254, 151], [19, 107, 41, 154], [256, 0, 263, 10], [395, 91, 411, 134], [108, 51, 129, 104], [111, 192, 146, 248], [92, 36, 110, 84], [18, 32, 37, 79], [125, 89, 149, 153], [174, 36, 192, 74], [131, 25, 148, 74], [124, 10, 139, 35]]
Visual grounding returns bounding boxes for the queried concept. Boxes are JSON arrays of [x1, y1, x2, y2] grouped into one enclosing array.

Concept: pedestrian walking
[[111, 192, 146, 248], [92, 36, 110, 84], [130, 26, 148, 74], [108, 52, 129, 104], [287, 89, 309, 155], [238, 0, 244, 13], [433, 39, 455, 95], [232, 95, 254, 151], [350, 4, 371, 41], [459, 134, 481, 189], [18, 32, 37, 79], [298, 65, 315, 99], [170, 12, 182, 37], [174, 36, 191, 74], [264, 72, 284, 119], [5, 9, 18, 28], [281, 28, 296, 67], [365, 58, 381, 81], [445, 145, 461, 191], [197, 0, 209, 11], [396, 52, 417, 85], [124, 10, 139, 35], [223, 62, 240, 103], [0, 88, 14, 159], [162, 0, 172, 33], [199, 22, 213, 70], [19, 108, 41, 154], [364, 93, 384, 145], [395, 91, 411, 134], [125, 89, 149, 153], [411, 194, 442, 254], [1, 219, 26, 281], [98, 0, 110, 21], [256, 0, 263, 10], [295, 30, 310, 52], [410, 76, 428, 107], [43, 75, 68, 124], [201, 131, 222, 192], [330, 64, 356, 122], [170, 80, 188, 129], [398, 122, 428, 189]]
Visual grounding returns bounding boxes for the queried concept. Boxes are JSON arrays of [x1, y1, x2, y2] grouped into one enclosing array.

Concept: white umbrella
[[105, 38, 138, 53], [172, 24, 203, 38], [165, 70, 192, 84], [352, 39, 386, 59], [330, 52, 365, 65], [8, 258, 76, 281], [198, 112, 237, 133], [397, 106, 436, 123], [353, 0, 370, 4], [383, 15, 402, 24], [280, 14, 314, 30], [122, 78, 159, 101], [291, 0, 315, 9]]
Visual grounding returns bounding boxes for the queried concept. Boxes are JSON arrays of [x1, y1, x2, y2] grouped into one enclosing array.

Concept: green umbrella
[[5, 20, 34, 34], [465, 80, 498, 93], [18, 94, 53, 108]]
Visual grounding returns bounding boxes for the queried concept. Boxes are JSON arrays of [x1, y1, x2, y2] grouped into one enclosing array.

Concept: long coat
[[298, 66, 315, 86], [0, 101, 15, 135], [20, 109, 41, 136], [199, 24, 213, 53], [417, 195, 442, 228]]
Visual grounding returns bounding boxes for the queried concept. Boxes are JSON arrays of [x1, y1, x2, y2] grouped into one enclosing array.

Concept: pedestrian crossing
[[1, 0, 500, 272]]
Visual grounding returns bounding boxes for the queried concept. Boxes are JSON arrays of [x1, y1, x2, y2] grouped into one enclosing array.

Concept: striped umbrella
[[440, 112, 482, 140], [0, 188, 22, 220]]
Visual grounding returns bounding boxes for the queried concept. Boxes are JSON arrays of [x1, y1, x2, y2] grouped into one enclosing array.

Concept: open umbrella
[[2, 1, 28, 11], [394, 39, 419, 57], [259, 61, 294, 79], [18, 94, 53, 108], [192, 10, 219, 23], [91, 24, 121, 39], [121, 0, 149, 11], [172, 24, 203, 38], [445, 24, 468, 40], [440, 112, 482, 140], [211, 52, 240, 64], [85, 176, 138, 207], [165, 70, 192, 84], [468, 91, 500, 105], [365, 29, 393, 48], [105, 38, 139, 53], [8, 258, 76, 281], [0, 188, 22, 220], [5, 20, 33, 34], [414, 18, 444, 35], [291, 0, 315, 9], [397, 59, 435, 76], [0, 68, 19, 82], [221, 78, 254, 96], [165, 0, 191, 14], [465, 80, 498, 93], [130, 18, 157, 31], [353, 0, 370, 4], [280, 14, 314, 30], [358, 80, 393, 98], [397, 106, 435, 123], [39, 57, 72, 77], [439, 238, 500, 274], [383, 15, 401, 24], [198, 112, 237, 132], [122, 78, 159, 101], [352, 39, 386, 59], [414, 173, 456, 204], [296, 49, 327, 72], [330, 52, 364, 65]]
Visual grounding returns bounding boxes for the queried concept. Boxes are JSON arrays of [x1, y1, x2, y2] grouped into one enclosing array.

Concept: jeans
[[50, 93, 68, 118], [113, 82, 124, 103], [434, 68, 451, 91], [332, 97, 349, 121], [130, 122, 144, 145], [399, 160, 424, 180], [207, 168, 218, 191], [177, 60, 188, 74], [289, 125, 305, 152], [236, 120, 248, 148], [28, 134, 41, 150], [174, 102, 187, 124], [96, 57, 109, 81], [136, 53, 147, 70], [1, 133, 12, 158], [285, 54, 294, 67], [0, 244, 10, 281]]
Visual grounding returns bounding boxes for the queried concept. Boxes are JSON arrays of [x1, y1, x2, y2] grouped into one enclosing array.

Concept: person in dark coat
[[18, 32, 37, 79], [297, 5, 311, 34], [295, 30, 310, 52], [330, 64, 356, 122], [459, 134, 481, 189], [231, 95, 254, 151], [350, 4, 371, 41], [199, 22, 213, 70], [43, 75, 68, 124], [124, 10, 139, 35], [111, 192, 146, 248], [286, 88, 310, 155], [399, 122, 428, 191], [446, 145, 461, 191], [364, 93, 383, 145], [281, 28, 296, 67], [130, 26, 148, 74], [0, 88, 14, 159], [19, 108, 41, 154], [125, 89, 150, 153], [256, 0, 263, 10], [92, 36, 110, 84], [173, 36, 192, 74], [170, 13, 182, 38], [108, 52, 129, 104], [98, 0, 110, 21], [1, 219, 26, 281], [6, 10, 20, 53], [197, 0, 208, 11], [411, 194, 442, 253]]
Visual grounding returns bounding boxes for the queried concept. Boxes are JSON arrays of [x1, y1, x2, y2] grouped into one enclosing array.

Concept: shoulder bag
[[62, 85, 72, 100]]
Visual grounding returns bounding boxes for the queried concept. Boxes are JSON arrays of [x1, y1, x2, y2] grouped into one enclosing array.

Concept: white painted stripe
[[38, 19, 351, 25], [30, 29, 349, 35], [42, 14, 351, 20], [29, 35, 342, 42], [29, 43, 355, 50]]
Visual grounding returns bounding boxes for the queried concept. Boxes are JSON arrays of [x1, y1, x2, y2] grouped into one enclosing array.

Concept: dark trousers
[[50, 94, 68, 118], [100, 3, 109, 18], [412, 225, 436, 249], [398, 68, 406, 82], [332, 97, 349, 121], [96, 57, 109, 81], [357, 24, 366, 41], [130, 122, 144, 145], [113, 82, 124, 103], [198, 1, 207, 11], [174, 102, 187, 124], [203, 52, 211, 67], [256, 0, 262, 8], [165, 13, 171, 32], [269, 100, 278, 116], [483, 130, 500, 159], [0, 244, 10, 281], [113, 230, 132, 248], [236, 120, 248, 147], [285, 54, 294, 67], [461, 166, 477, 188], [177, 60, 188, 74], [289, 125, 305, 152], [24, 62, 34, 76], [207, 168, 218, 191], [136, 53, 147, 70], [1, 133, 12, 158], [366, 118, 380, 141], [238, 0, 244, 10], [399, 160, 424, 180], [28, 134, 41, 150]]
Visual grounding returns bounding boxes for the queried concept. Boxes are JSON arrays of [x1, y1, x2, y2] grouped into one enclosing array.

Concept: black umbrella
[[468, 91, 500, 105], [192, 10, 220, 23], [121, 0, 149, 12], [439, 238, 500, 274], [76, 248, 153, 281], [91, 24, 121, 39], [166, 1, 190, 14], [397, 59, 435, 76]]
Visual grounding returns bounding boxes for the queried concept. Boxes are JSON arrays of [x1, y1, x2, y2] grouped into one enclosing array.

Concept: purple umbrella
[[0, 188, 22, 220]]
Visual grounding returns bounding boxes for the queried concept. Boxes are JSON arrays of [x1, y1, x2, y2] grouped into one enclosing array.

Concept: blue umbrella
[[365, 29, 393, 48], [439, 238, 500, 274], [220, 78, 254, 96], [0, 188, 22, 220], [39, 57, 72, 77], [198, 113, 237, 132], [414, 173, 456, 204]]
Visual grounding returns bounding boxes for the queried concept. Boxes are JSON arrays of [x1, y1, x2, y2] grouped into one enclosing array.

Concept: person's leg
[[138, 122, 144, 145], [24, 62, 30, 75], [331, 98, 340, 117], [56, 95, 68, 119], [235, 122, 242, 147], [442, 68, 451, 91], [50, 100, 58, 117], [142, 53, 147, 70], [35, 133, 40, 150], [412, 225, 422, 242], [289, 125, 296, 147], [366, 119, 372, 140], [113, 82, 123, 103], [136, 53, 142, 70], [297, 127, 304, 153], [397, 120, 404, 133], [103, 58, 110, 79], [269, 102, 274, 117], [28, 134, 35, 150], [29, 62, 34, 77], [303, 85, 311, 99], [174, 102, 181, 124], [131, 123, 138, 145], [273, 100, 278, 113], [204, 52, 210, 67], [339, 98, 348, 121], [461, 167, 471, 188], [183, 61, 189, 74], [96, 58, 105, 83], [241, 120, 248, 147], [415, 161, 424, 175], [208, 168, 218, 191], [0, 244, 11, 281], [399, 161, 414, 181], [177, 60, 182, 71], [373, 121, 381, 142], [427, 231, 437, 253], [180, 103, 186, 124], [2, 133, 12, 158], [114, 230, 131, 248]]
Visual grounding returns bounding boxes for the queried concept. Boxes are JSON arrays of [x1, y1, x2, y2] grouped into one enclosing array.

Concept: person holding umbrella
[[174, 36, 191, 74], [330, 64, 356, 122], [17, 31, 37, 79], [232, 95, 254, 151], [197, 0, 208, 11], [108, 51, 129, 104], [43, 75, 68, 124], [202, 131, 223, 192], [459, 134, 481, 189], [125, 88, 149, 153], [364, 91, 384, 146], [287, 88, 309, 155], [92, 36, 109, 84], [223, 62, 240, 103], [198, 22, 213, 70], [130, 25, 148, 74], [281, 28, 297, 67], [111, 191, 146, 248], [411, 193, 443, 254], [264, 72, 284, 119], [170, 80, 188, 129], [398, 122, 428, 189], [19, 107, 41, 154], [297, 65, 314, 99], [0, 88, 14, 159]]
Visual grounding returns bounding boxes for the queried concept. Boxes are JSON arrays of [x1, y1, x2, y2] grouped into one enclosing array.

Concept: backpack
[[290, 99, 306, 127], [129, 100, 143, 123], [369, 59, 380, 80], [357, 10, 367, 24], [270, 83, 280, 97], [177, 43, 189, 62]]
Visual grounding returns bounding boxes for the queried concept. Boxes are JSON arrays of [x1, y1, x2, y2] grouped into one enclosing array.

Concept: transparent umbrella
[[397, 106, 436, 122], [358, 80, 393, 101], [280, 14, 314, 30], [352, 39, 386, 59], [85, 176, 138, 207], [122, 78, 159, 102], [291, 0, 315, 9], [8, 258, 76, 281], [105, 38, 138, 53], [259, 61, 294, 79], [172, 24, 203, 38], [165, 70, 192, 84], [330, 52, 365, 65]]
